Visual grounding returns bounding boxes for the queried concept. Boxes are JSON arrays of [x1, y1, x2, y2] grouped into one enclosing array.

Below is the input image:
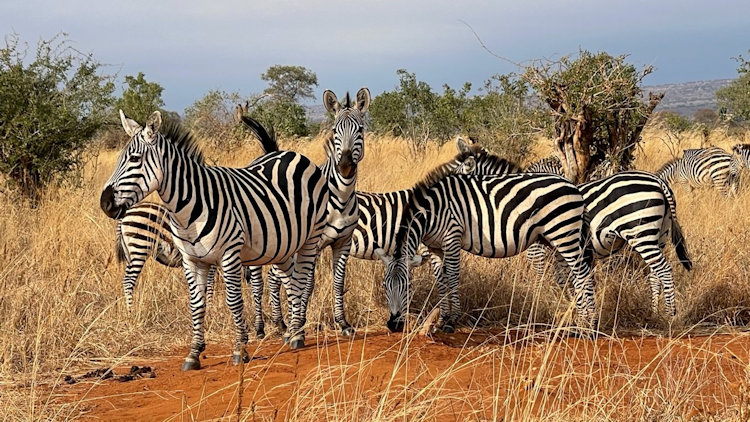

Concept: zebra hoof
[[290, 338, 305, 350], [181, 357, 201, 371], [256, 330, 266, 340], [442, 325, 455, 334], [232, 350, 250, 365], [282, 332, 291, 344], [341, 326, 355, 337]]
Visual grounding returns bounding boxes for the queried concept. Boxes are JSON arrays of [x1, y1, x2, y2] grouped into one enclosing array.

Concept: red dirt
[[50, 329, 750, 421]]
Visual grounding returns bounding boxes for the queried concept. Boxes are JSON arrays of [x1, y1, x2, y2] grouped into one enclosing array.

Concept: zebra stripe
[[101, 111, 328, 370], [254, 88, 371, 339], [657, 147, 738, 196], [376, 170, 597, 333]]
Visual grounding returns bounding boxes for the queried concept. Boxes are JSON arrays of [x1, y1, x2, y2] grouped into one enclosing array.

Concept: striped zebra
[[253, 88, 371, 339], [375, 168, 597, 333], [733, 144, 750, 168], [657, 147, 738, 196], [520, 155, 692, 315], [100, 111, 328, 370]]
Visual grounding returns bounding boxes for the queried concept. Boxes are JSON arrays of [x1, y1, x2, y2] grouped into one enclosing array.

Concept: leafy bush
[[716, 51, 750, 123], [183, 90, 245, 146], [0, 33, 114, 201]]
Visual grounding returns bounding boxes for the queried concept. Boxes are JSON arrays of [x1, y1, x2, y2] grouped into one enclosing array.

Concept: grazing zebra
[[100, 111, 328, 370], [375, 169, 597, 333], [657, 147, 738, 196], [253, 88, 371, 339], [519, 155, 692, 315]]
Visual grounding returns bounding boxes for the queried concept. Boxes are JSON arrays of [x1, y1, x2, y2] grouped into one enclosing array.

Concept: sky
[[2, 0, 748, 113]]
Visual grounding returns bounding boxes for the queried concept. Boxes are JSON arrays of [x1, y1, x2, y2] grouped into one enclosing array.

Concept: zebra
[[375, 168, 597, 333], [657, 147, 738, 196], [519, 155, 693, 316], [251, 88, 371, 339], [733, 144, 750, 168], [100, 110, 328, 371]]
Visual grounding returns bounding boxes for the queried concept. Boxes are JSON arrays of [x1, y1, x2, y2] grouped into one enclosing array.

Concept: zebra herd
[[100, 91, 749, 371]]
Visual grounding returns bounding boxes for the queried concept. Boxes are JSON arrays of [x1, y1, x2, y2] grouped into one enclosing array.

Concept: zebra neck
[[394, 198, 429, 262], [156, 140, 213, 230], [322, 154, 357, 205]]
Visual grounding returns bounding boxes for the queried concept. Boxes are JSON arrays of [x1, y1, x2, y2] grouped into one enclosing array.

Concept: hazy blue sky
[[2, 1, 748, 112]]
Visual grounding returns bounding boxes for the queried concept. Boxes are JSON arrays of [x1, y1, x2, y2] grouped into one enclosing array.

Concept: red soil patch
[[51, 330, 750, 421]]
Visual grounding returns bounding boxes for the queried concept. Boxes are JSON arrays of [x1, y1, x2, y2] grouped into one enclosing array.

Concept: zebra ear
[[456, 136, 470, 154], [119, 110, 141, 138], [143, 111, 162, 143], [408, 254, 423, 268], [323, 90, 340, 113], [355, 87, 371, 113], [374, 248, 392, 265]]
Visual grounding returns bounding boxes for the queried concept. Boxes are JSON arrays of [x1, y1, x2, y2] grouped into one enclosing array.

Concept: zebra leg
[[331, 239, 355, 336], [526, 243, 549, 280], [221, 251, 250, 365], [287, 234, 322, 349], [441, 233, 463, 333], [181, 259, 211, 371], [205, 266, 217, 304], [427, 251, 450, 332], [633, 243, 676, 317], [245, 266, 265, 339], [122, 257, 146, 311], [268, 265, 288, 337], [556, 250, 596, 330]]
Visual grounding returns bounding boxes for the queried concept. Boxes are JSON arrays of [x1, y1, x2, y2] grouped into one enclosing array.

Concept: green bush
[[0, 33, 114, 202]]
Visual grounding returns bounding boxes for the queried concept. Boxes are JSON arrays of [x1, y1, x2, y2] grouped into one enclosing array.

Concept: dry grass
[[1, 128, 750, 420]]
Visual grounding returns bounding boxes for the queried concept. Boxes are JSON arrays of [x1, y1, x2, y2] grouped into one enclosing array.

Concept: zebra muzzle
[[337, 151, 356, 178], [100, 185, 125, 219], [387, 313, 405, 333]]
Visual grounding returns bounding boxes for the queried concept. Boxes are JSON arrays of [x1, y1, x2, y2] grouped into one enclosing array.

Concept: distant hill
[[304, 79, 734, 122], [644, 79, 732, 117]]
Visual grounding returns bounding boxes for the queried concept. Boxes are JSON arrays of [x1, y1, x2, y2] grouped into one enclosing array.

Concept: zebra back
[[525, 156, 564, 175]]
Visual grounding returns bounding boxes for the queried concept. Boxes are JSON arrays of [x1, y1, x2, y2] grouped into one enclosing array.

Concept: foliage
[[261, 65, 318, 103], [368, 70, 542, 160], [114, 72, 165, 125], [523, 50, 662, 182], [653, 111, 694, 133], [0, 33, 114, 201], [183, 90, 246, 146], [249, 98, 310, 138], [716, 51, 750, 122]]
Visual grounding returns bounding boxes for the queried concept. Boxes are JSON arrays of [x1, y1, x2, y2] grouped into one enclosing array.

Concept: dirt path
[[50, 330, 750, 421]]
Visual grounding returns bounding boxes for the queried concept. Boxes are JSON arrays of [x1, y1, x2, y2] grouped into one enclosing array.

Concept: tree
[[115, 72, 165, 125], [524, 51, 663, 183], [184, 90, 245, 145], [716, 51, 750, 122], [261, 65, 318, 103], [249, 98, 309, 138], [693, 109, 718, 126], [0, 33, 114, 202]]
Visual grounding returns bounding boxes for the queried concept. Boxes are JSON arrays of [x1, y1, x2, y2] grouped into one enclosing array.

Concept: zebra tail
[[115, 220, 128, 263], [581, 211, 595, 270], [671, 218, 693, 271], [240, 116, 279, 153]]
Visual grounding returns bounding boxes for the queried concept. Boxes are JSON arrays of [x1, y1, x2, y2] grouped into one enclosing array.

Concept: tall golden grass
[[1, 127, 750, 420]]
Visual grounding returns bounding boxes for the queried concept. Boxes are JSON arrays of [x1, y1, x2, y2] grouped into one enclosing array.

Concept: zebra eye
[[129, 155, 141, 163]]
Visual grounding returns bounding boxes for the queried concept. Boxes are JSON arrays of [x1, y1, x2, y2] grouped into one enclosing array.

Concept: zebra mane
[[474, 150, 523, 173], [344, 92, 352, 108], [159, 120, 205, 164], [526, 156, 561, 172]]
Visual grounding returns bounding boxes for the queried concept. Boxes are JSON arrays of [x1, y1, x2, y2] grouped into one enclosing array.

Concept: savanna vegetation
[[1, 33, 750, 420]]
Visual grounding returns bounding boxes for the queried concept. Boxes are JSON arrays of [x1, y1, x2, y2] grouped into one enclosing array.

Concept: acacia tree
[[0, 33, 114, 201], [261, 65, 318, 103], [524, 51, 663, 183]]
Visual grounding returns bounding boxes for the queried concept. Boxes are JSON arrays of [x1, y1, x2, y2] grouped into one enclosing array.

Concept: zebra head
[[455, 137, 521, 176], [733, 144, 750, 167], [100, 110, 164, 219], [375, 247, 422, 332], [323, 88, 370, 178]]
